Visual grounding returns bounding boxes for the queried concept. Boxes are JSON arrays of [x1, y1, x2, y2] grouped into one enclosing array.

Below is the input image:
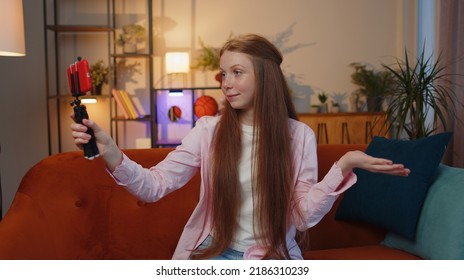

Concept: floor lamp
[[0, 0, 26, 219]]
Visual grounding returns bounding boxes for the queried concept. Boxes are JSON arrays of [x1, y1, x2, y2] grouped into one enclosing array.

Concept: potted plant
[[309, 104, 319, 114], [381, 47, 459, 139], [331, 101, 340, 113], [350, 62, 395, 112], [318, 92, 329, 113], [192, 38, 221, 82], [331, 92, 348, 112], [117, 24, 145, 53], [89, 60, 109, 95]]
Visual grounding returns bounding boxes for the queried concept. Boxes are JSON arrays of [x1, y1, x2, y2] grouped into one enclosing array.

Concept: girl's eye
[[233, 70, 242, 76]]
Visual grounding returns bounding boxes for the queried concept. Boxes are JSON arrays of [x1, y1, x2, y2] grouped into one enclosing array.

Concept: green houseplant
[[309, 105, 319, 113], [381, 47, 459, 139], [89, 60, 109, 95], [350, 62, 395, 112], [192, 38, 221, 82], [192, 38, 220, 72], [331, 101, 340, 113], [192, 35, 237, 82], [318, 92, 329, 113], [117, 24, 145, 53]]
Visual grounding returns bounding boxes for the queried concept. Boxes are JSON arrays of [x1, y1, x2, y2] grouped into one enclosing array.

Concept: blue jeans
[[194, 235, 244, 260]]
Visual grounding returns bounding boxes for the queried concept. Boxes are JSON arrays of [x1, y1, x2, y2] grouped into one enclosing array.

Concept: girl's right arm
[[70, 114, 209, 203]]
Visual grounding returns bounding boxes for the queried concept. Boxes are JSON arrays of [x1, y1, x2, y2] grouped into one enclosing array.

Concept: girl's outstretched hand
[[70, 114, 123, 171], [337, 150, 411, 178]]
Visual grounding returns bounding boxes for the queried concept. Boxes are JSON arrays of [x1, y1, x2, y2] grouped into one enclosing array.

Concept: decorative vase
[[309, 106, 319, 114], [123, 43, 137, 54], [350, 93, 359, 112], [92, 83, 103, 95], [367, 96, 383, 112], [319, 103, 328, 113]]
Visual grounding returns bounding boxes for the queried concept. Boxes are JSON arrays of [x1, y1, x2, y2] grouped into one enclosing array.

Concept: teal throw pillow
[[382, 164, 464, 259], [335, 132, 452, 240]]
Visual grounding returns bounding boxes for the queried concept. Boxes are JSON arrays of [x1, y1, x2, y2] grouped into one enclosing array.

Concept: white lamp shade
[[0, 0, 26, 56], [165, 52, 190, 74]]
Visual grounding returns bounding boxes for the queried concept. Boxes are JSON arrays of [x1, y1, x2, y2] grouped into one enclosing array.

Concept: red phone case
[[67, 58, 92, 95]]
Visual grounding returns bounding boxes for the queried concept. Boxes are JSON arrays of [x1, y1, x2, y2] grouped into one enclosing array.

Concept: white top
[[230, 124, 262, 251]]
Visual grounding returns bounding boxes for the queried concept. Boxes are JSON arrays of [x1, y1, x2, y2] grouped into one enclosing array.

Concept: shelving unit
[[44, 1, 221, 151], [153, 86, 221, 147], [43, 0, 114, 155], [109, 0, 154, 149], [44, 0, 155, 153]]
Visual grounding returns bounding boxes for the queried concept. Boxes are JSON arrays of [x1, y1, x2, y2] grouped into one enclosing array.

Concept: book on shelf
[[112, 89, 140, 119], [131, 96, 147, 117], [111, 89, 130, 119], [119, 90, 139, 119]]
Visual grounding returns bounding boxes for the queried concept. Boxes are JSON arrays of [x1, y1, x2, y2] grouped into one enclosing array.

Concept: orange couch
[[0, 145, 419, 259]]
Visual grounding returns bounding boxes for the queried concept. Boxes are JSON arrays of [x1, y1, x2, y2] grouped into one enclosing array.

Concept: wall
[[0, 0, 419, 216], [149, 0, 418, 144], [0, 0, 48, 217], [154, 0, 417, 113]]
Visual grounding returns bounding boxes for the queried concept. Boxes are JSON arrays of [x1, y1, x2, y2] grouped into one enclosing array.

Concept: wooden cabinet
[[298, 113, 389, 144]]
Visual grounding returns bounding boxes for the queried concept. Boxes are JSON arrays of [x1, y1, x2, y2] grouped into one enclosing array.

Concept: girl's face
[[220, 50, 256, 124]]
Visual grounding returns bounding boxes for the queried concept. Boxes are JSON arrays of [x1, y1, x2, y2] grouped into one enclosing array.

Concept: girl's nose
[[222, 74, 232, 89]]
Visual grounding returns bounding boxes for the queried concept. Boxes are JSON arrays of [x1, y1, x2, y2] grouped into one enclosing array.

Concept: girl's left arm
[[290, 126, 356, 232], [290, 126, 410, 232]]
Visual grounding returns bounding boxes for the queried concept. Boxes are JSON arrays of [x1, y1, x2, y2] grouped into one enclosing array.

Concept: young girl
[[71, 34, 409, 260]]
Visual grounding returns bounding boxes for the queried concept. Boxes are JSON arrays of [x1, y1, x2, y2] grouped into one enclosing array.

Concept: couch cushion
[[303, 245, 421, 260], [382, 164, 464, 259], [335, 133, 452, 240]]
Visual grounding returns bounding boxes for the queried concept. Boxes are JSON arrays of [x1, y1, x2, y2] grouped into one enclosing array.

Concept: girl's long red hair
[[193, 34, 298, 259]]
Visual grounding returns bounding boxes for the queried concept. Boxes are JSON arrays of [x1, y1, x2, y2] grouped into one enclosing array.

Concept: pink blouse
[[110, 116, 357, 259]]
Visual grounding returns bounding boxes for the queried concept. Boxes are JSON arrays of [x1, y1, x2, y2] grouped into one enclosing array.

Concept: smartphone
[[67, 57, 92, 96]]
